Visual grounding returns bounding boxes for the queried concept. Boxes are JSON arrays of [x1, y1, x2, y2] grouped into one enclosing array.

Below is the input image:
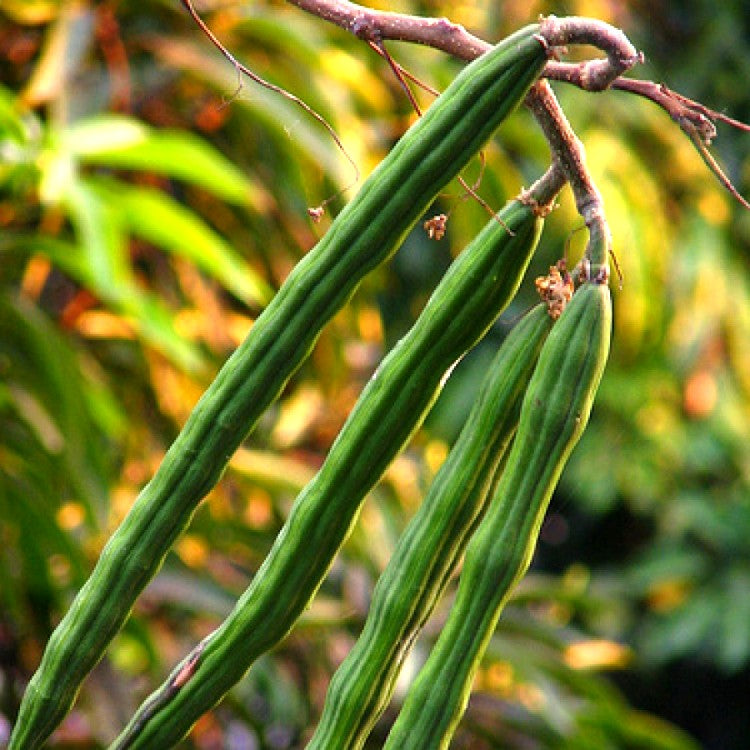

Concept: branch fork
[[538, 14, 642, 90], [183, 0, 749, 267]]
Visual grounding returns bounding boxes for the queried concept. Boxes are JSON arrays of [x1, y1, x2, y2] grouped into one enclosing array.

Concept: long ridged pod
[[113, 197, 547, 749], [307, 304, 554, 749], [9, 26, 548, 750], [383, 279, 612, 749]]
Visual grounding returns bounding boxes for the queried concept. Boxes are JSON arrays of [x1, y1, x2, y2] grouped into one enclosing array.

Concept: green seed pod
[[113, 197, 548, 749], [10, 27, 548, 750], [307, 304, 555, 750], [383, 279, 612, 750]]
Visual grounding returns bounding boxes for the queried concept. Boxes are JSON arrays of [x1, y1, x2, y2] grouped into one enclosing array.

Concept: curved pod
[[384, 280, 612, 749], [308, 304, 555, 749]]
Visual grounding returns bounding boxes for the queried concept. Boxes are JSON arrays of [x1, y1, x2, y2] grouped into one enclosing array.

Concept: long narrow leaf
[[62, 180, 205, 373], [90, 178, 273, 306], [64, 114, 264, 206]]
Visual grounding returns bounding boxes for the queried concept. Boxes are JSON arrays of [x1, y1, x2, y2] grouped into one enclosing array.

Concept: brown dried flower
[[424, 213, 448, 241]]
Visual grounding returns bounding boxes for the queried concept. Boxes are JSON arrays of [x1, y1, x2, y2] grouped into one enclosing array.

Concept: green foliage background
[[1, 1, 749, 747]]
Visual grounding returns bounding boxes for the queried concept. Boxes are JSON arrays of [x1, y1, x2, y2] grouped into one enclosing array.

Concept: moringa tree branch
[[286, 0, 747, 212], [286, 0, 633, 271]]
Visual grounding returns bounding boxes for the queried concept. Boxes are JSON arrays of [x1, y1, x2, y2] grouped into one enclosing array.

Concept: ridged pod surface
[[113, 197, 547, 749], [10, 26, 547, 750], [307, 304, 555, 749], [383, 280, 612, 749]]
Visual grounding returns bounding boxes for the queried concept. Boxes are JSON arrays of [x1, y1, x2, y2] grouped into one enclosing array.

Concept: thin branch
[[685, 128, 750, 210], [525, 79, 615, 273], [371, 37, 423, 115], [179, 0, 359, 204], [525, 161, 567, 209], [372, 47, 440, 97], [524, 80, 601, 225], [540, 66, 750, 208], [668, 90, 750, 133], [287, 0, 489, 60], [611, 79, 750, 209]]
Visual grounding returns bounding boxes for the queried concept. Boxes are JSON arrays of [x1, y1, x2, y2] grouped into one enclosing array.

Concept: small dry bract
[[535, 262, 574, 319], [307, 205, 325, 222], [424, 213, 448, 240]]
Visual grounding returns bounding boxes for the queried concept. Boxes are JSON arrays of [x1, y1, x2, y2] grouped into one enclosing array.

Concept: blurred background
[[1, 0, 750, 747]]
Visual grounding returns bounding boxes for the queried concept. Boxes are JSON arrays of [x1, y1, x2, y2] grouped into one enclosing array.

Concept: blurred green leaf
[[638, 591, 720, 666], [716, 566, 750, 672], [62, 177, 205, 372], [0, 84, 30, 143], [90, 177, 273, 306], [626, 545, 708, 593], [63, 114, 263, 206], [0, 294, 115, 523]]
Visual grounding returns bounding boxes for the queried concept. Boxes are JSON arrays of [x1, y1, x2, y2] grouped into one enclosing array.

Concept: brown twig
[[525, 161, 567, 210], [368, 43, 440, 97], [369, 37, 422, 114], [179, 0, 359, 211], [611, 79, 750, 209], [524, 80, 601, 227], [287, 0, 489, 60], [686, 130, 750, 210], [525, 79, 616, 274]]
